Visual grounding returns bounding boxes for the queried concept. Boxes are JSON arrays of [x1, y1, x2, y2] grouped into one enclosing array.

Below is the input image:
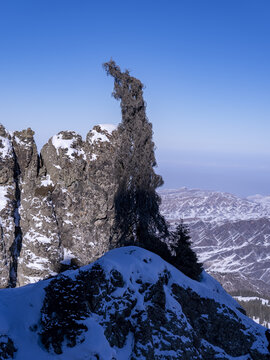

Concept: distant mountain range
[[159, 188, 270, 326], [159, 187, 270, 223]]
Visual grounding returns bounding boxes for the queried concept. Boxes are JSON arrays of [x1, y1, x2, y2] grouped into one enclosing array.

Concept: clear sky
[[0, 0, 269, 197]]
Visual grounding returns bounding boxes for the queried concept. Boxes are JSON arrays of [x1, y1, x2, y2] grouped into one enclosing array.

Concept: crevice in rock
[[48, 191, 63, 271], [9, 150, 22, 287]]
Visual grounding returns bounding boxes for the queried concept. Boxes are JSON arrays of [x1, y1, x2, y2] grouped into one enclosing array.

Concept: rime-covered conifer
[[103, 60, 168, 248], [103, 60, 203, 281]]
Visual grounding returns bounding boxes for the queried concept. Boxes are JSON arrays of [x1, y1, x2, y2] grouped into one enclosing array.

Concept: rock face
[[0, 246, 269, 359], [0, 123, 118, 287], [0, 125, 16, 288]]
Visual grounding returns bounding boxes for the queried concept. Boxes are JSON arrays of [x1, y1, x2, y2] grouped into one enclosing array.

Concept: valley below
[[159, 187, 270, 328]]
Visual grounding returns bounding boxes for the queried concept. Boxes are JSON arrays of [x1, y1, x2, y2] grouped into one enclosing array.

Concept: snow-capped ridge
[[87, 124, 117, 144], [0, 246, 269, 359], [51, 132, 86, 160], [98, 123, 117, 134], [159, 187, 270, 223]]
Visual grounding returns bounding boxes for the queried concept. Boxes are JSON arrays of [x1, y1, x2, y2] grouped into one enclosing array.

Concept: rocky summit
[[0, 123, 119, 288], [0, 246, 269, 359]]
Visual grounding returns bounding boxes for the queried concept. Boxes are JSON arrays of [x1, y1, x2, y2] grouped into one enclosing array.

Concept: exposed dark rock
[[171, 284, 255, 357], [266, 330, 270, 352], [39, 275, 89, 354], [0, 335, 17, 359]]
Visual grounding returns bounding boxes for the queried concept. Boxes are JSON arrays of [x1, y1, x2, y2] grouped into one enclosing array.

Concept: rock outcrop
[[0, 125, 16, 288], [0, 246, 269, 359], [0, 123, 118, 287]]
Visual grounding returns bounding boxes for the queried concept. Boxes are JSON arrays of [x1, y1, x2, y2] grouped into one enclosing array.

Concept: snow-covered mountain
[[247, 194, 270, 209], [159, 188, 270, 223], [0, 246, 269, 359], [159, 188, 270, 303]]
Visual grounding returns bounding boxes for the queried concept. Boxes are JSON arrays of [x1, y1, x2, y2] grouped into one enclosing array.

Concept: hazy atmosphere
[[1, 0, 269, 197]]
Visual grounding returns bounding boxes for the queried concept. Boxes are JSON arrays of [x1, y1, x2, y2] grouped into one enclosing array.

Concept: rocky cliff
[[0, 246, 269, 359], [0, 123, 118, 288]]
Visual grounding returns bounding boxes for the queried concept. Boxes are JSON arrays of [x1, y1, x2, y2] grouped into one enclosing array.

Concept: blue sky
[[0, 0, 269, 196]]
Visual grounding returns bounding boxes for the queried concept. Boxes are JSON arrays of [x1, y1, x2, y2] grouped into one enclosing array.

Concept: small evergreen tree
[[170, 222, 203, 281]]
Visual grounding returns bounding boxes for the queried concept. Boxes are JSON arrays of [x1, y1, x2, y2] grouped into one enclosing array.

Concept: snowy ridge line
[[159, 187, 270, 224]]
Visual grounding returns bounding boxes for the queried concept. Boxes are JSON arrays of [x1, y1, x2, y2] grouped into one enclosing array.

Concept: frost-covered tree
[[103, 60, 168, 249], [103, 60, 202, 281]]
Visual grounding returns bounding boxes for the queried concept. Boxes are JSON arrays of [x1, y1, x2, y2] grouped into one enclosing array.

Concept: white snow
[[234, 296, 270, 306], [51, 133, 86, 160], [0, 135, 12, 158], [0, 246, 268, 359], [40, 174, 54, 187], [89, 130, 109, 143], [98, 123, 117, 134], [247, 194, 270, 210], [90, 153, 97, 161], [61, 248, 75, 265], [0, 186, 8, 211], [63, 219, 73, 225], [88, 124, 116, 144]]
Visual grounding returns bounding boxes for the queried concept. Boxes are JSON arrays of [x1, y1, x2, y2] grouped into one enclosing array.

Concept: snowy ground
[[0, 246, 269, 359]]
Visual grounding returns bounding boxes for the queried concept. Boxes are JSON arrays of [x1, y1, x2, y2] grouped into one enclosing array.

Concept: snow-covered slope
[[0, 247, 269, 359], [159, 188, 270, 297], [247, 194, 270, 209]]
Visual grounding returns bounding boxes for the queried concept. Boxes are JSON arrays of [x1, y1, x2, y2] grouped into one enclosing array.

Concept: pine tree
[[103, 60, 203, 281], [170, 222, 203, 281], [103, 60, 168, 249]]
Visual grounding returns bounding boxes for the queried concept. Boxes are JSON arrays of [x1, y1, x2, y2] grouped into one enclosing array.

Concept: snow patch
[[61, 248, 76, 265], [89, 130, 109, 143], [0, 136, 12, 158], [98, 123, 117, 134], [0, 186, 8, 211], [88, 124, 116, 144], [90, 153, 97, 161], [234, 296, 270, 306], [52, 133, 86, 160], [40, 174, 54, 187]]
